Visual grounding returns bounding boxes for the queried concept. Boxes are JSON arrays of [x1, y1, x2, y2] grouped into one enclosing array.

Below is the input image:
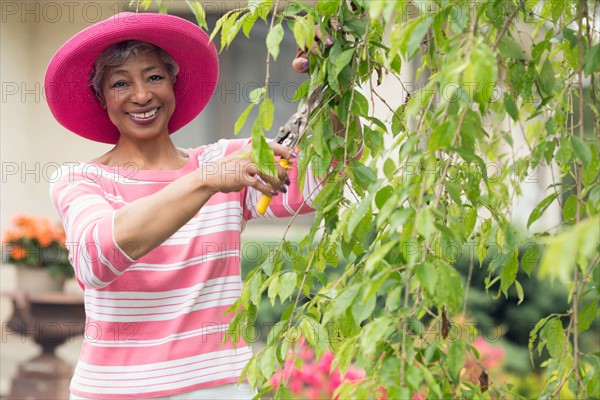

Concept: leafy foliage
[[144, 0, 599, 398]]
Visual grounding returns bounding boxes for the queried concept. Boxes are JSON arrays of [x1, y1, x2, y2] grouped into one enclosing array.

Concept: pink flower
[[473, 337, 505, 370], [270, 338, 378, 399]]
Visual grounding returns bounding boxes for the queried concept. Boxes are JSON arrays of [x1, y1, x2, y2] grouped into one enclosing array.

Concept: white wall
[[1, 1, 122, 236]]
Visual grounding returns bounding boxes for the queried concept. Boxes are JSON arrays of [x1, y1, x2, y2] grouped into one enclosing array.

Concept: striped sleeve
[[49, 164, 135, 289], [220, 139, 321, 221]]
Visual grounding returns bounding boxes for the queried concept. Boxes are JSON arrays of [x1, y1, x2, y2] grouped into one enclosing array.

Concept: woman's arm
[[114, 142, 293, 260]]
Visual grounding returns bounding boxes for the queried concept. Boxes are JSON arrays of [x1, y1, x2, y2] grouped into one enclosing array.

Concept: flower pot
[[14, 265, 66, 294]]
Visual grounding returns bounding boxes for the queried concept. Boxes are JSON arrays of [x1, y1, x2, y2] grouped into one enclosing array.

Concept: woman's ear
[[95, 93, 106, 109]]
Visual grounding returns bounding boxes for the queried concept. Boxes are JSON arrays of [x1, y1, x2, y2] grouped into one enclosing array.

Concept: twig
[[462, 244, 475, 315], [492, 5, 520, 50], [572, 1, 587, 396], [264, 0, 281, 90], [372, 88, 402, 121]]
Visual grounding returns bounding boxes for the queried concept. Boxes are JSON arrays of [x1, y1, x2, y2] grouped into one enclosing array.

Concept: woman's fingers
[[260, 142, 295, 192], [269, 141, 296, 159], [213, 143, 295, 195], [249, 174, 280, 197], [292, 56, 309, 73], [292, 20, 339, 73]]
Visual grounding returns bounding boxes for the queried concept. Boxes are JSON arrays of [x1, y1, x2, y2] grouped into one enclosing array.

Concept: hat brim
[[45, 12, 219, 144]]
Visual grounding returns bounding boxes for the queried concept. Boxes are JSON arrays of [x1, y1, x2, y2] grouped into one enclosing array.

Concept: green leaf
[[383, 158, 396, 181], [416, 262, 437, 296], [464, 41, 498, 105], [347, 197, 371, 237], [293, 16, 315, 52], [539, 216, 600, 283], [391, 106, 405, 136], [541, 319, 566, 359], [436, 264, 464, 313], [578, 301, 598, 333], [538, 58, 556, 96], [234, 103, 255, 135], [259, 345, 276, 378], [248, 272, 264, 306], [583, 44, 600, 75], [497, 35, 525, 60], [563, 194, 578, 221], [504, 94, 519, 121], [249, 87, 266, 104], [220, 11, 243, 51], [267, 275, 279, 306], [521, 243, 540, 276], [266, 24, 284, 61], [447, 341, 466, 379], [259, 97, 275, 131], [464, 208, 477, 238], [365, 241, 395, 273], [405, 364, 423, 392], [254, 0, 273, 22], [527, 192, 558, 228], [278, 272, 297, 303], [445, 181, 462, 205], [242, 13, 255, 38], [428, 120, 455, 151], [500, 252, 519, 296], [350, 161, 377, 189], [316, 0, 340, 16], [359, 317, 392, 356], [352, 287, 376, 325], [514, 280, 524, 305], [555, 140, 574, 165], [529, 314, 554, 364], [416, 208, 435, 240], [351, 91, 369, 115], [333, 49, 355, 79], [570, 136, 592, 169], [406, 16, 433, 60], [366, 0, 385, 20], [330, 285, 361, 319], [252, 129, 277, 179], [375, 186, 394, 209], [186, 0, 207, 30], [417, 363, 442, 398]]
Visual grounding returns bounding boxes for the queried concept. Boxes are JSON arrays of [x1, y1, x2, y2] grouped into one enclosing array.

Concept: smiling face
[[101, 51, 176, 142]]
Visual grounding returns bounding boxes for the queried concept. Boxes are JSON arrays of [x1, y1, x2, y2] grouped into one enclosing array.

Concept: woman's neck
[[93, 135, 189, 170]]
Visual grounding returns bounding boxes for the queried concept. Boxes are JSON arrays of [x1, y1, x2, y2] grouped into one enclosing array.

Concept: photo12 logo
[[1, 2, 126, 24]]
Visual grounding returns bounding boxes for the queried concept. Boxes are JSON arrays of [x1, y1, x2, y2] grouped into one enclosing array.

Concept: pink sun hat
[[44, 12, 219, 144]]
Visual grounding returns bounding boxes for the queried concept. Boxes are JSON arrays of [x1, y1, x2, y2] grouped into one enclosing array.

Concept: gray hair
[[90, 40, 179, 104]]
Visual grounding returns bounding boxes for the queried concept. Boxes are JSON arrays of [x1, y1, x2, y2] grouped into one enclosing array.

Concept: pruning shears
[[256, 84, 327, 215]]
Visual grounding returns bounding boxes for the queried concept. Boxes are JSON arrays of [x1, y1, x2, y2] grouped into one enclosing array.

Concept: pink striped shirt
[[49, 139, 319, 398]]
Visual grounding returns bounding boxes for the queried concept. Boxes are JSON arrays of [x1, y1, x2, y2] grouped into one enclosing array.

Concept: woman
[[45, 12, 325, 400]]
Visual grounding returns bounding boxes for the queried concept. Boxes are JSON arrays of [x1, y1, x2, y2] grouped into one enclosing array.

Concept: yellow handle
[[256, 159, 292, 215]]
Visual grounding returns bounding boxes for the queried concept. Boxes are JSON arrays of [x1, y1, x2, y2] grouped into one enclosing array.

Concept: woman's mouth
[[126, 108, 160, 124]]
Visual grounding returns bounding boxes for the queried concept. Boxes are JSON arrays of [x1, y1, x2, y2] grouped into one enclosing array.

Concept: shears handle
[[256, 158, 292, 215]]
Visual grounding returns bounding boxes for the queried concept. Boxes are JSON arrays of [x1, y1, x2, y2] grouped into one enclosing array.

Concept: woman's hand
[[292, 18, 342, 73], [203, 141, 293, 196]]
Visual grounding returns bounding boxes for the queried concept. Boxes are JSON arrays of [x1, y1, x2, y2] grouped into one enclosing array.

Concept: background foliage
[[148, 0, 599, 398]]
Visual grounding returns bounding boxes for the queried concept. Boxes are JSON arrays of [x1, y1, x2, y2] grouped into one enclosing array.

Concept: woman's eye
[[110, 80, 127, 89], [149, 75, 164, 82]]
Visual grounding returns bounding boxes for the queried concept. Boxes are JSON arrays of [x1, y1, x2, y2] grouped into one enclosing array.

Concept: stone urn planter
[[13, 264, 67, 294], [6, 292, 85, 399]]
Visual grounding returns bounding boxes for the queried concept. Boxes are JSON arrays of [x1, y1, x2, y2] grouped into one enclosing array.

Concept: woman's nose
[[130, 82, 152, 104]]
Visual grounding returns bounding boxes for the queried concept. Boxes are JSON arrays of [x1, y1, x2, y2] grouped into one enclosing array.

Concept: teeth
[[129, 109, 157, 119]]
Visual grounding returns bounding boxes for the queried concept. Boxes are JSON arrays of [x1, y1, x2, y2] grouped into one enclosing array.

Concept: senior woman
[[45, 12, 324, 400]]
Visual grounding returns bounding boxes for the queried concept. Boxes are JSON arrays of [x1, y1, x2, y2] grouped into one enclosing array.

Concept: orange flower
[[10, 246, 26, 260], [12, 214, 33, 226]]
